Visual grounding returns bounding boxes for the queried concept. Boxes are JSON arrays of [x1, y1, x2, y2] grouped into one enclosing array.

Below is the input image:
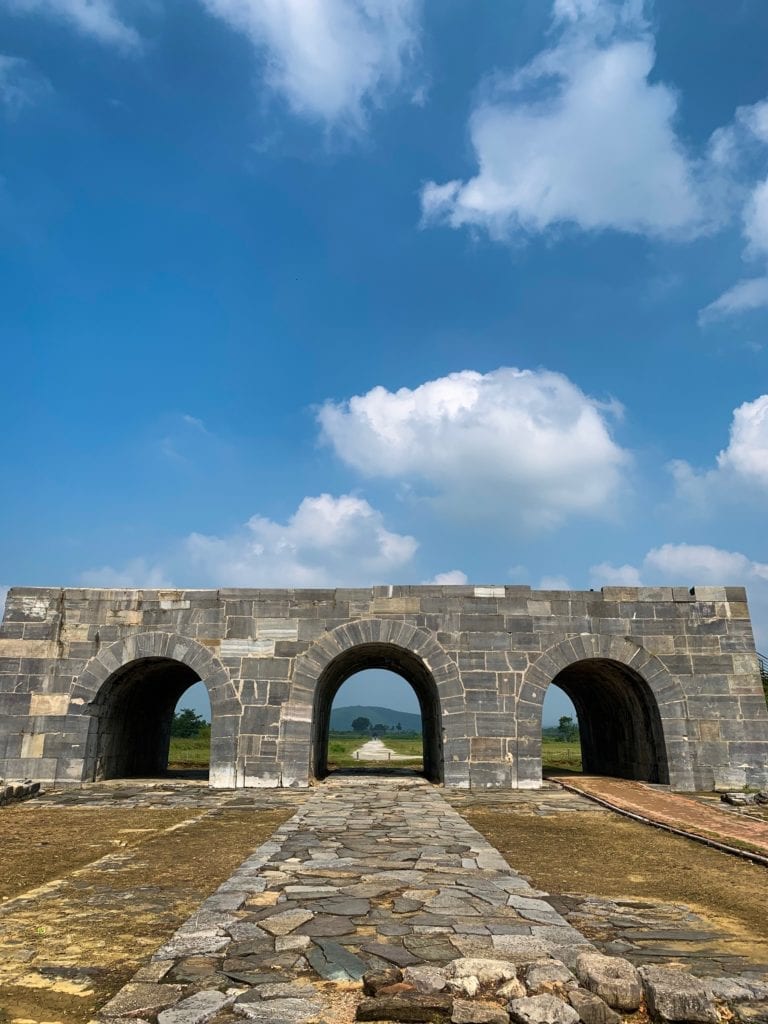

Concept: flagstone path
[[99, 777, 592, 1021]]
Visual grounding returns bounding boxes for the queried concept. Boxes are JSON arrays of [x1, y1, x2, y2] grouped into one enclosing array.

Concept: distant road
[[352, 739, 420, 761]]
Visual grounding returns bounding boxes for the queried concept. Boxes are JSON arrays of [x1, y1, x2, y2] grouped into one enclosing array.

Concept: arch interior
[[312, 642, 443, 783], [550, 658, 670, 784], [90, 656, 202, 780]]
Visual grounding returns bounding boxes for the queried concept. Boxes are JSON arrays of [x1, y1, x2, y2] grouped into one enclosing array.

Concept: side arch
[[278, 619, 467, 787], [518, 634, 692, 790], [76, 632, 239, 787]]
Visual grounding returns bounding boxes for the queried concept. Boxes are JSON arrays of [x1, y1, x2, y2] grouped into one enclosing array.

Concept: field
[[168, 735, 211, 767], [541, 738, 582, 773], [168, 734, 582, 773], [327, 733, 423, 770]]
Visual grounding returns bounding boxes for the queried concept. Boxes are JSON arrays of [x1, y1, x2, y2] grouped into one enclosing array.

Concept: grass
[[168, 734, 582, 773], [168, 735, 211, 767], [542, 738, 582, 773], [327, 733, 424, 770]]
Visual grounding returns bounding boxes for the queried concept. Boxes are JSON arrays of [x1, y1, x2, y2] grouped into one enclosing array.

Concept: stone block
[[575, 953, 641, 1012], [639, 966, 718, 1023]]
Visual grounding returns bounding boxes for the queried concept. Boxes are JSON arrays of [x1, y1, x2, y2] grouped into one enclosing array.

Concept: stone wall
[[0, 584, 766, 791]]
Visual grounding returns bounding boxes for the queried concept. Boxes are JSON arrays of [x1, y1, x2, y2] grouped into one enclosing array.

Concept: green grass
[[167, 733, 579, 774], [326, 734, 424, 770], [168, 736, 210, 767], [542, 738, 582, 773]]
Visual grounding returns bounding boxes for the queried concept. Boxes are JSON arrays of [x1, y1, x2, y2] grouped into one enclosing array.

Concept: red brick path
[[551, 776, 768, 858]]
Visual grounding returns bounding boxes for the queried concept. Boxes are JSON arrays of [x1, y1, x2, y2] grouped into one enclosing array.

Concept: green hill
[[330, 705, 421, 733]]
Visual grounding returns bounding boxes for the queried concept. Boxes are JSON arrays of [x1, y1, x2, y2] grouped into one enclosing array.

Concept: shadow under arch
[[521, 635, 687, 787], [550, 658, 669, 782], [280, 619, 465, 787], [76, 632, 238, 787]]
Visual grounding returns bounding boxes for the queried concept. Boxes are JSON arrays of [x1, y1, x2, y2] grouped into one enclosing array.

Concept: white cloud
[[589, 561, 642, 587], [644, 543, 768, 584], [698, 276, 768, 324], [80, 559, 173, 589], [423, 570, 468, 585], [1, 0, 139, 48], [592, 543, 768, 647], [318, 367, 629, 528], [81, 494, 418, 589], [716, 395, 768, 487], [744, 177, 768, 257], [538, 575, 572, 590], [699, 97, 768, 323], [185, 493, 417, 586], [421, 0, 705, 242], [200, 0, 421, 129], [671, 394, 768, 501], [0, 56, 50, 116]]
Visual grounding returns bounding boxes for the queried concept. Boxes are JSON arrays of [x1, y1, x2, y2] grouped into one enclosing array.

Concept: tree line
[[349, 716, 404, 737]]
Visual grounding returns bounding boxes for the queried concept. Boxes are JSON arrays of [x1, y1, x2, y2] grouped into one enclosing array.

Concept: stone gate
[[1, 584, 767, 792]]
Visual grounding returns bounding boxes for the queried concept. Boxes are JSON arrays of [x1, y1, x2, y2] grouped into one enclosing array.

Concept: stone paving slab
[[552, 895, 768, 978], [97, 778, 593, 1021], [552, 777, 768, 857]]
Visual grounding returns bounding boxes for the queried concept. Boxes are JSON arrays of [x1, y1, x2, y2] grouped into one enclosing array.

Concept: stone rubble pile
[[0, 777, 40, 806], [354, 952, 768, 1024], [721, 791, 768, 807]]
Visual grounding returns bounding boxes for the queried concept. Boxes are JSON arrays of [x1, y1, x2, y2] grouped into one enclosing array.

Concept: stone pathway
[[553, 777, 768, 858], [99, 777, 592, 1021]]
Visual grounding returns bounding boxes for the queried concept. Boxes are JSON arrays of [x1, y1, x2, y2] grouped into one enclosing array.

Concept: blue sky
[[2, 0, 768, 728]]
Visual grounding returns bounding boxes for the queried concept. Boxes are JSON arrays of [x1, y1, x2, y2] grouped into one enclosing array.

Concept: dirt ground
[[461, 801, 768, 959], [0, 802, 294, 1024]]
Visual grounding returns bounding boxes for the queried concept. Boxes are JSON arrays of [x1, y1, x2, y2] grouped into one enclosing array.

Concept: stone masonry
[[0, 584, 767, 792]]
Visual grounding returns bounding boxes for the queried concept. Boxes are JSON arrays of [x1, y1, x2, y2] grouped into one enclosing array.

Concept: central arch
[[313, 643, 442, 781], [280, 618, 466, 787]]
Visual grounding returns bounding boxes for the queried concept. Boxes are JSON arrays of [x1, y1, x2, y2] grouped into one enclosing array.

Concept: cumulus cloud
[[670, 394, 768, 502], [591, 543, 768, 647], [1, 0, 140, 47], [644, 543, 768, 583], [589, 562, 642, 586], [200, 0, 421, 128], [318, 368, 629, 528], [80, 559, 173, 589], [184, 493, 417, 586], [423, 570, 468, 585], [700, 97, 768, 322], [81, 494, 418, 589], [0, 56, 50, 116], [421, 0, 706, 242]]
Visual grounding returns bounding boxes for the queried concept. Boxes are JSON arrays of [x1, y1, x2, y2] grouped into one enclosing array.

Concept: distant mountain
[[331, 705, 422, 733]]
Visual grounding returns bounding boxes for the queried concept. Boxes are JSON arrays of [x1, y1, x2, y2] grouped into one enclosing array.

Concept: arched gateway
[[1, 584, 767, 792]]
